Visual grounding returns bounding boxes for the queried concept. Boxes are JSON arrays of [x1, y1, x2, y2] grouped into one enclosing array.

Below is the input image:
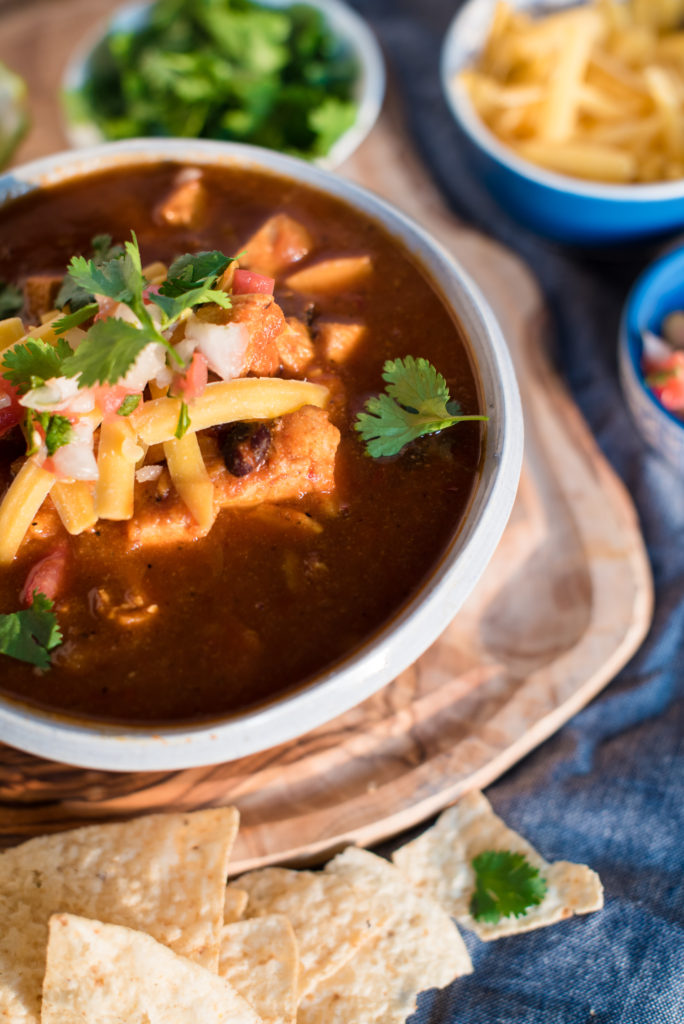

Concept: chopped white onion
[[19, 376, 95, 415], [155, 366, 173, 390], [0, 393, 11, 411], [184, 319, 248, 381], [642, 329, 672, 363], [135, 464, 163, 483], [121, 342, 167, 391], [52, 441, 99, 481]]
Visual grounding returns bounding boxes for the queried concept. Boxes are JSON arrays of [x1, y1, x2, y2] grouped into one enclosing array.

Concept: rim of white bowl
[[0, 139, 523, 771], [61, 0, 386, 171], [441, 0, 684, 203]]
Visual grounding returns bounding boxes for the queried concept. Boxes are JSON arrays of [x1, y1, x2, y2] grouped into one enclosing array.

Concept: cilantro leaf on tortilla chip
[[392, 790, 604, 940]]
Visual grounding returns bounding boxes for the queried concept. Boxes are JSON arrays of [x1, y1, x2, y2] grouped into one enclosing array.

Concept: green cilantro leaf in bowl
[[62, 0, 383, 164]]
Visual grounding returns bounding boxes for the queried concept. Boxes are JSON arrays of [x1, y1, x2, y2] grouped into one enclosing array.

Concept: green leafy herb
[[150, 250, 233, 323], [0, 280, 22, 320], [53, 302, 99, 335], [175, 400, 191, 439], [61, 318, 158, 388], [71, 0, 359, 160], [470, 850, 547, 924], [0, 592, 62, 670], [2, 337, 73, 394], [116, 393, 141, 416], [355, 356, 489, 458], [25, 411, 74, 457], [44, 414, 74, 456], [161, 251, 234, 295], [55, 233, 124, 312]]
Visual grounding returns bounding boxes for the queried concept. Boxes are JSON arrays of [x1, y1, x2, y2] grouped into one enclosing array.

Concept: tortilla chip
[[219, 915, 298, 1024], [0, 808, 239, 1024], [392, 790, 604, 940], [239, 866, 388, 998], [298, 847, 472, 1024], [224, 886, 249, 923], [41, 913, 262, 1024]]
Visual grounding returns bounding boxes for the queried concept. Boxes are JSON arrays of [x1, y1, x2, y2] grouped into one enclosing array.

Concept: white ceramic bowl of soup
[[0, 139, 523, 770]]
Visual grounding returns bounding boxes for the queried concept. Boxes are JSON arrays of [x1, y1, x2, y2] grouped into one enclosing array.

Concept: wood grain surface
[[0, 0, 653, 864]]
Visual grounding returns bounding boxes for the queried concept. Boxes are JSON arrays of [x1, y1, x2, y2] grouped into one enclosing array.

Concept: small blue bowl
[[619, 245, 684, 469], [440, 0, 684, 245]]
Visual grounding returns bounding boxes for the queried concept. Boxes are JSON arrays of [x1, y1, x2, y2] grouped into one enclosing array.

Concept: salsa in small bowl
[[619, 244, 684, 469]]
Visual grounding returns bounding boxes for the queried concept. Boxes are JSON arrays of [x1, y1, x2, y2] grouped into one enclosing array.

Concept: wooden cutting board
[[0, 0, 653, 863]]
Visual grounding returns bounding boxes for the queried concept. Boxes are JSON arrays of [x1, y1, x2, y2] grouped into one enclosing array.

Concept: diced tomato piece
[[20, 545, 68, 606], [232, 269, 275, 295], [94, 384, 142, 417], [171, 351, 208, 401], [645, 352, 684, 413], [93, 296, 118, 322], [0, 377, 23, 436]]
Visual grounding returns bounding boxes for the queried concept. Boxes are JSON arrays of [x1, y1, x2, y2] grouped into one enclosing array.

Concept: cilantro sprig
[[470, 850, 547, 924], [0, 592, 62, 670], [55, 235, 234, 388], [355, 356, 489, 458], [55, 233, 124, 312], [2, 337, 73, 394]]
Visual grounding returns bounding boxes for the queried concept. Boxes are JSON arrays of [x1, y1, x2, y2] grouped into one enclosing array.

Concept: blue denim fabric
[[356, 1, 684, 1020]]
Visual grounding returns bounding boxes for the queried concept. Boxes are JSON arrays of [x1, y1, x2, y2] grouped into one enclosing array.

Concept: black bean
[[220, 422, 271, 477]]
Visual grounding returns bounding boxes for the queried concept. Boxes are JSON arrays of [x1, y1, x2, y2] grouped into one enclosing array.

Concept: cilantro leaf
[[61, 318, 156, 387], [470, 850, 548, 924], [355, 356, 488, 458], [175, 400, 191, 439], [149, 250, 233, 324], [308, 97, 356, 156], [116, 394, 141, 416], [0, 592, 62, 670], [53, 302, 99, 335], [2, 337, 73, 393], [150, 285, 231, 323], [160, 251, 234, 296], [0, 280, 22, 320], [56, 234, 124, 312], [43, 414, 74, 456]]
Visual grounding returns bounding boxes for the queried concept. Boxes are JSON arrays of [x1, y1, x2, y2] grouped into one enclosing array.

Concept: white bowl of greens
[[62, 0, 385, 168]]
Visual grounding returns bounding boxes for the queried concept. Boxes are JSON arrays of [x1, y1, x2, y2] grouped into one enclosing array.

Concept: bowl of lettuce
[[62, 0, 385, 168]]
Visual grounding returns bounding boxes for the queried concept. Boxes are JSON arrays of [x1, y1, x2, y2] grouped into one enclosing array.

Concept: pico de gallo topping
[[642, 310, 684, 419]]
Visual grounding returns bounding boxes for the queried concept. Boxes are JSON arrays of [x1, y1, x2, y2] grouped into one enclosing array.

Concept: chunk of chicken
[[127, 406, 340, 547], [285, 255, 373, 294], [277, 317, 315, 374], [242, 213, 314, 276], [23, 275, 62, 324], [194, 294, 285, 377], [154, 169, 207, 228], [316, 320, 367, 363]]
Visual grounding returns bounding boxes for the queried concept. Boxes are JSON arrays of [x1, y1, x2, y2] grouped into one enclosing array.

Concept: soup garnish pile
[[0, 163, 485, 723]]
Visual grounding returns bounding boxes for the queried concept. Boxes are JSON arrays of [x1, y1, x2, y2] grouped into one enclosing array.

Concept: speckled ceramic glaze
[[441, 0, 684, 244], [0, 140, 523, 770]]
